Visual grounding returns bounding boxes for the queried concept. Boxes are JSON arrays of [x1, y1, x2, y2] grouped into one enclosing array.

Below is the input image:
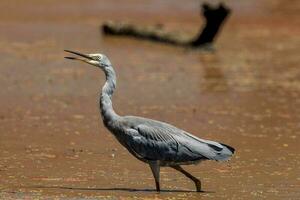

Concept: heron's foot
[[195, 180, 202, 192]]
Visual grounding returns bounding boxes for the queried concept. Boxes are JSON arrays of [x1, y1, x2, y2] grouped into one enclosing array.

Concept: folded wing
[[124, 119, 234, 164]]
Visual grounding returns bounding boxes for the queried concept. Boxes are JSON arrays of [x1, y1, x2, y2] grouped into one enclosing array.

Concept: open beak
[[64, 50, 93, 62]]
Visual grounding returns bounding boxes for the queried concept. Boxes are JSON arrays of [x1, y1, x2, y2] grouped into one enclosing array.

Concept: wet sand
[[0, 0, 299, 199]]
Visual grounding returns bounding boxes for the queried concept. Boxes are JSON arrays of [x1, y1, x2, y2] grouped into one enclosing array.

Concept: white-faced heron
[[64, 50, 235, 192]]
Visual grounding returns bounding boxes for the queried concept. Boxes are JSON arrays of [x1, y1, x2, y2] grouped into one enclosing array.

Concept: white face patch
[[88, 60, 99, 66], [85, 53, 111, 68], [89, 54, 103, 61]]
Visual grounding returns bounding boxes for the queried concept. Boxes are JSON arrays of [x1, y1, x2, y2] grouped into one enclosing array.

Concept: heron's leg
[[149, 161, 160, 192], [171, 165, 202, 192]]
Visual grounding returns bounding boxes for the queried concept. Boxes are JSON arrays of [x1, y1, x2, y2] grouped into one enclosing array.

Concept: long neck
[[100, 65, 119, 125]]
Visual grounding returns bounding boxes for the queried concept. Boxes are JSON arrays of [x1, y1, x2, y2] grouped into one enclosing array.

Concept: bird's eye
[[92, 56, 101, 60]]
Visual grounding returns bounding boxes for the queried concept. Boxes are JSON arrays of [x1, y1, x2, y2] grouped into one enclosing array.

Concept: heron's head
[[64, 50, 111, 69]]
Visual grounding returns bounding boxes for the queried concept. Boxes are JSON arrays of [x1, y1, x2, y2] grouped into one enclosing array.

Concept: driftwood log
[[190, 3, 230, 47], [102, 3, 230, 48]]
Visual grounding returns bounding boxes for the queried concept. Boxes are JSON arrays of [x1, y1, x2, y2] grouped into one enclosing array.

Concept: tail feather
[[221, 143, 235, 154], [213, 143, 235, 161], [182, 132, 235, 161]]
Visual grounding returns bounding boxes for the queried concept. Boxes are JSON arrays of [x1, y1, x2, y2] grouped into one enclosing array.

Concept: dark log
[[101, 3, 230, 48], [190, 3, 231, 47], [102, 22, 187, 46]]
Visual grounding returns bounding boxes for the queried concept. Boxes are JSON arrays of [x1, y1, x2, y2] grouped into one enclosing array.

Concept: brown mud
[[0, 0, 299, 199]]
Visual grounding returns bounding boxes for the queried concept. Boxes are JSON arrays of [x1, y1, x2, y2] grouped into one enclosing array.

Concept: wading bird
[[64, 50, 235, 192]]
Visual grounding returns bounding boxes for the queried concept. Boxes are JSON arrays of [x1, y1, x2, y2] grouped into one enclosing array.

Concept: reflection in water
[[199, 53, 229, 92]]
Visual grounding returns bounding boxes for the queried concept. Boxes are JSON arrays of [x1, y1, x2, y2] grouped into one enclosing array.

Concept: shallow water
[[0, 0, 299, 199]]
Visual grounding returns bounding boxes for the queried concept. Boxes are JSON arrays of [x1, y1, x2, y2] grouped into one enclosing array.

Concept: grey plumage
[[65, 50, 235, 192]]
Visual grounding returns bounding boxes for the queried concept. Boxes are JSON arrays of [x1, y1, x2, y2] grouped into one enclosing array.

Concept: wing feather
[[124, 123, 204, 162], [120, 116, 234, 163]]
